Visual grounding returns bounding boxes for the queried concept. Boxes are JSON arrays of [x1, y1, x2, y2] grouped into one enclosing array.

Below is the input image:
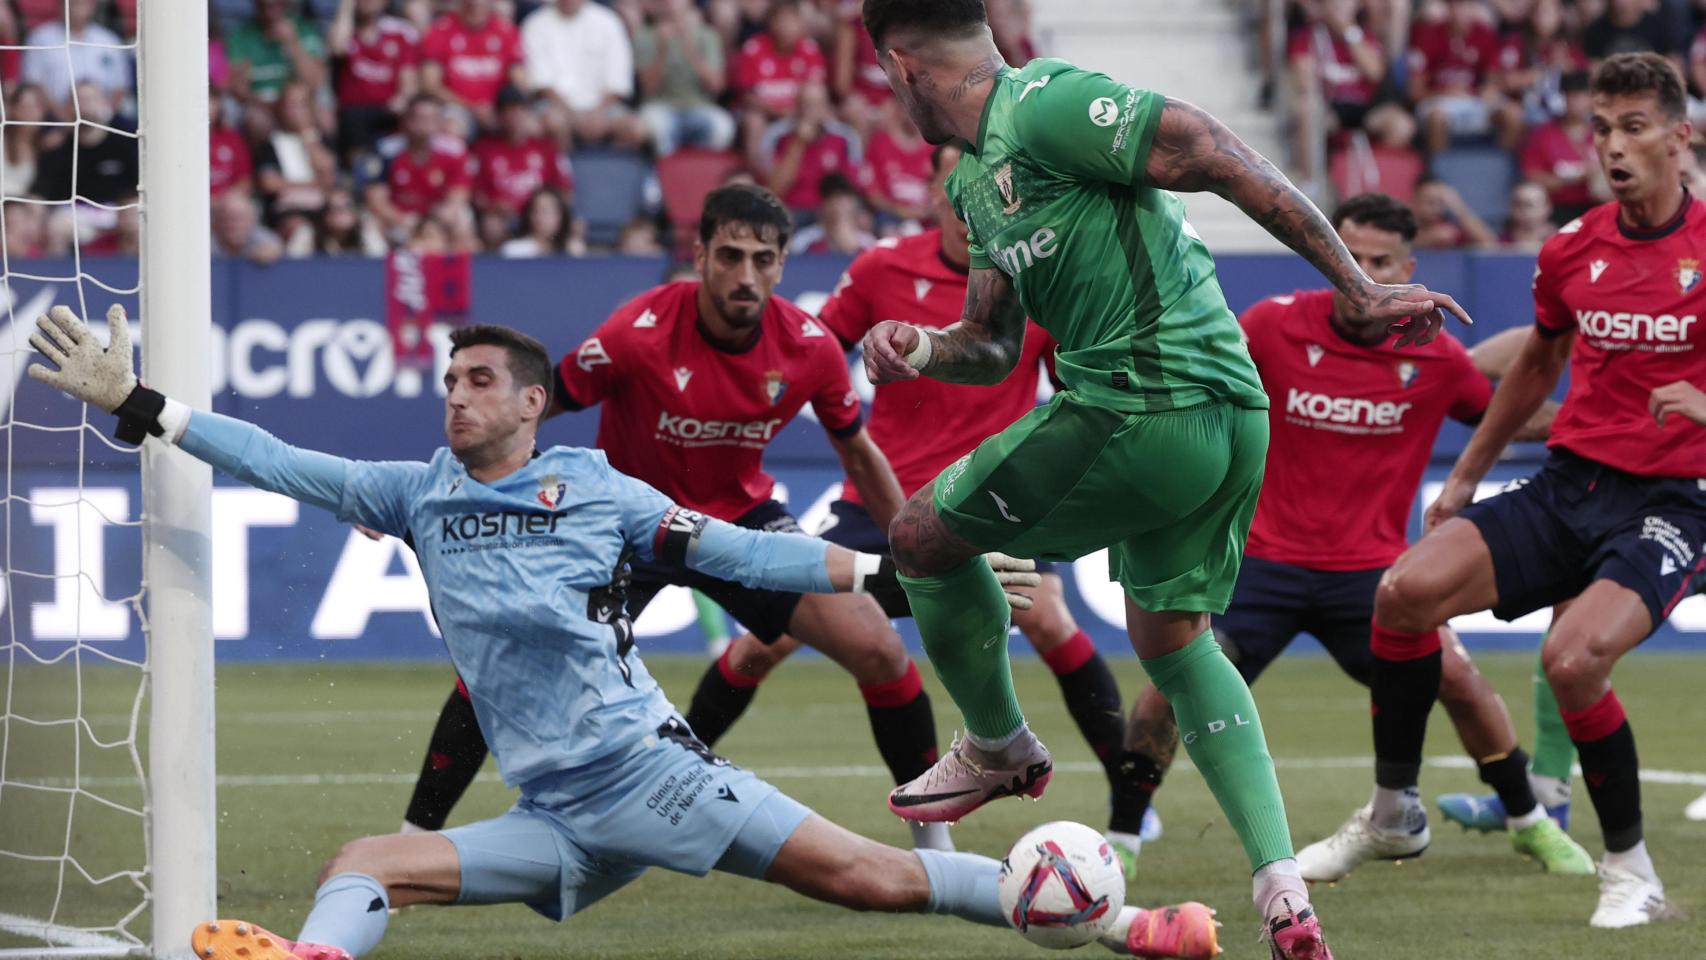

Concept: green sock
[[1141, 630, 1293, 871], [692, 590, 729, 653], [899, 558, 1024, 740], [1530, 643, 1575, 782]]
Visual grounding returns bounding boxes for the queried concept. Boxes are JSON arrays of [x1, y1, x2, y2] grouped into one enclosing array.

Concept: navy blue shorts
[[1459, 448, 1706, 628], [813, 499, 1059, 575], [626, 501, 803, 644], [1214, 555, 1383, 686]]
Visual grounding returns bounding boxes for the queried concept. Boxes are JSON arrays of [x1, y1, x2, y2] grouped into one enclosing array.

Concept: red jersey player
[[404, 185, 1017, 852], [1115, 193, 1590, 882], [1301, 54, 1706, 930], [681, 144, 1167, 863]]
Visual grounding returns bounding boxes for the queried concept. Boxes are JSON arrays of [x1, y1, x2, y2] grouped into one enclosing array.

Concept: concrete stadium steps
[[1035, 0, 1289, 252]]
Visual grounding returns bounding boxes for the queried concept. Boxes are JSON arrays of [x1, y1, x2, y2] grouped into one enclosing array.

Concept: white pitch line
[[12, 756, 1706, 790], [0, 911, 138, 957]]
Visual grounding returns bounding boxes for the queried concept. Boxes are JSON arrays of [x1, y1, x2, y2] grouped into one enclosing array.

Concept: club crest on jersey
[[536, 474, 566, 510], [764, 370, 787, 405], [1395, 361, 1418, 388], [1679, 259, 1702, 295], [995, 163, 1022, 216]]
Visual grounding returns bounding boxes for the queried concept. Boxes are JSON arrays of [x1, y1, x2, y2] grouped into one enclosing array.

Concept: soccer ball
[[997, 821, 1126, 949]]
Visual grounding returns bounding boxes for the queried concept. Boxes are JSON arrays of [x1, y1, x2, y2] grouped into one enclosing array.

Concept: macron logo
[[801, 319, 826, 338], [1305, 343, 1325, 367], [673, 367, 693, 391], [1590, 261, 1609, 283], [634, 309, 658, 328], [915, 278, 933, 300]]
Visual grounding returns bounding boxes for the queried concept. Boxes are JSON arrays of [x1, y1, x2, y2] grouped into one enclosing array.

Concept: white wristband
[[158, 396, 192, 445], [902, 327, 934, 369], [850, 552, 883, 593]]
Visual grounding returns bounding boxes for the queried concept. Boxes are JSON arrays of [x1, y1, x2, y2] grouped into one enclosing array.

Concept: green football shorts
[[931, 391, 1268, 614]]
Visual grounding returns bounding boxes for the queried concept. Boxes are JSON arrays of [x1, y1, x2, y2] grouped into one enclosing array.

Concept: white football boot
[[1296, 803, 1429, 883]]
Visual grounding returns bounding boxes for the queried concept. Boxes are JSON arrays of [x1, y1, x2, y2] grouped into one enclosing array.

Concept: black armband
[[113, 383, 167, 444], [857, 555, 914, 618]]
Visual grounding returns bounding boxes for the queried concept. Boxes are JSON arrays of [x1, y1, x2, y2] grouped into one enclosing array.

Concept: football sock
[[1530, 648, 1576, 783], [915, 848, 1006, 927], [861, 660, 940, 784], [1477, 746, 1540, 820], [693, 589, 730, 654], [1107, 750, 1163, 836], [899, 557, 1024, 741], [403, 682, 487, 831], [1564, 690, 1644, 854], [1604, 840, 1659, 884], [1369, 625, 1442, 791], [1252, 858, 1308, 919], [298, 873, 388, 957], [1371, 784, 1423, 829], [1044, 631, 1127, 774], [684, 647, 763, 747], [1140, 630, 1292, 871]]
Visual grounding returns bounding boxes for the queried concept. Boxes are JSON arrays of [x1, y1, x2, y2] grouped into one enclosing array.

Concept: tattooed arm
[[1145, 97, 1472, 346], [861, 266, 1028, 386]]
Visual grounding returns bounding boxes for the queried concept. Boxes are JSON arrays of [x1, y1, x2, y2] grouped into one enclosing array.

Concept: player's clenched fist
[[1649, 381, 1706, 428], [863, 320, 928, 384]]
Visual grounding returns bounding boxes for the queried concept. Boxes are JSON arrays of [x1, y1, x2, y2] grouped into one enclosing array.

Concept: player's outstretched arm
[[1427, 327, 1572, 530], [1145, 97, 1472, 347], [28, 305, 417, 536], [862, 267, 1026, 385]]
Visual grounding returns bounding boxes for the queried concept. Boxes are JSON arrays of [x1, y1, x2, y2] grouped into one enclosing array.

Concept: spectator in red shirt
[[209, 93, 253, 199], [329, 0, 421, 161], [1519, 69, 1608, 224], [1287, 0, 1386, 185], [858, 97, 931, 224], [364, 94, 471, 239], [420, 0, 527, 136], [1408, 0, 1522, 153], [831, 0, 890, 140], [762, 81, 860, 216], [471, 86, 573, 219], [733, 0, 827, 171], [1412, 174, 1499, 250]]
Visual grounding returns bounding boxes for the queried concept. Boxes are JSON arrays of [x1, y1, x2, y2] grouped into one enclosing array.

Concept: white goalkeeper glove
[[853, 551, 1041, 612], [27, 304, 187, 443]]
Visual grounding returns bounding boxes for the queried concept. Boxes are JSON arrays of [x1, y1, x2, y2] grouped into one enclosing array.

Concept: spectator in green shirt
[[227, 0, 327, 103]]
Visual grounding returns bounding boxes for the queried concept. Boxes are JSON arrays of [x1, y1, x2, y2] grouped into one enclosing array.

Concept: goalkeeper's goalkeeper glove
[[26, 304, 186, 443], [854, 551, 1041, 615]]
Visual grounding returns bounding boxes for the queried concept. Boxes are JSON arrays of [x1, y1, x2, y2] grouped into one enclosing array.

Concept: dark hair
[[863, 0, 986, 52], [1560, 69, 1590, 94], [1591, 52, 1687, 122], [818, 171, 861, 201], [406, 91, 442, 113], [1331, 193, 1418, 243], [699, 183, 792, 250], [520, 187, 574, 252], [448, 325, 553, 394]]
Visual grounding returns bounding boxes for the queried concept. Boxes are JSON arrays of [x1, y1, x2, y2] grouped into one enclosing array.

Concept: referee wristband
[[902, 327, 933, 370]]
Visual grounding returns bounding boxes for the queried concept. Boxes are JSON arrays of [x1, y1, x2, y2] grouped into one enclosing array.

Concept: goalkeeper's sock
[[915, 849, 1005, 927], [298, 873, 388, 957], [861, 659, 939, 784], [684, 648, 764, 747], [403, 682, 487, 831], [1141, 630, 1293, 871], [1530, 646, 1576, 784], [898, 558, 1024, 741]]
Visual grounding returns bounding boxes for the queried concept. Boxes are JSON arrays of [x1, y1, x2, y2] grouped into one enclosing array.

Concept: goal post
[[138, 0, 215, 955]]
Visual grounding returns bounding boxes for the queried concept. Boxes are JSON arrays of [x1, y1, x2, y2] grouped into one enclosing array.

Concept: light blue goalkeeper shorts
[[442, 717, 813, 921]]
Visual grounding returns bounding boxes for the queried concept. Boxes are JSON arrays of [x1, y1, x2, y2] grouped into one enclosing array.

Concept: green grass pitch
[[4, 651, 1703, 958]]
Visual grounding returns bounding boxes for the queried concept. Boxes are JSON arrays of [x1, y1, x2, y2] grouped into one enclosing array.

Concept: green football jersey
[[947, 59, 1268, 414]]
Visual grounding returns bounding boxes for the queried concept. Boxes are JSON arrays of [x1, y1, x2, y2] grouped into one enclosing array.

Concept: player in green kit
[[858, 3, 1473, 957]]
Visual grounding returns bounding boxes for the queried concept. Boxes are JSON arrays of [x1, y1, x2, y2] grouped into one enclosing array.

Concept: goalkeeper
[[27, 306, 1223, 960]]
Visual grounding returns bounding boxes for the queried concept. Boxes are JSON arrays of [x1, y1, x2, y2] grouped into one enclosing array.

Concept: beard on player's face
[[696, 225, 782, 331]]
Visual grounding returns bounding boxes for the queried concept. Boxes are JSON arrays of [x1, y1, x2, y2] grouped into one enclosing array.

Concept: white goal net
[[0, 2, 212, 956]]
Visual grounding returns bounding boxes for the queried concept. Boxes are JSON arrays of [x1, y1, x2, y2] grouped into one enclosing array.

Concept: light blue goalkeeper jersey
[[179, 412, 835, 787]]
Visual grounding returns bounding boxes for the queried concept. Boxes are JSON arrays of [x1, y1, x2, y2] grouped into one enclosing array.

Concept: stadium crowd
[[1283, 0, 1706, 249], [0, 0, 1039, 262]]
